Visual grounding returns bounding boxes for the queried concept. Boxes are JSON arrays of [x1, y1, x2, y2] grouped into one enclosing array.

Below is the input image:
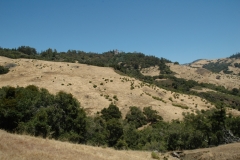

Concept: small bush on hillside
[[151, 152, 160, 159], [172, 103, 189, 109], [113, 95, 118, 101], [0, 65, 9, 74]]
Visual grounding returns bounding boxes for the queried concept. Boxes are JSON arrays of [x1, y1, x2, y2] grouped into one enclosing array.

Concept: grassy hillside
[[169, 59, 240, 90], [0, 129, 154, 160], [1, 47, 240, 158], [1, 129, 240, 160], [0, 56, 215, 121]]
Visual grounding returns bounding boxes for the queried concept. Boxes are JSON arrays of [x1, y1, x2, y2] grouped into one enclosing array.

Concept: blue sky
[[0, 0, 239, 64]]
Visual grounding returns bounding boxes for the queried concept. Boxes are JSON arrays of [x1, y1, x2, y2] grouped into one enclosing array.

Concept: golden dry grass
[[140, 65, 160, 76], [1, 56, 240, 160], [1, 129, 240, 160], [0, 56, 217, 121], [182, 142, 240, 160], [0, 130, 155, 160], [168, 60, 240, 89]]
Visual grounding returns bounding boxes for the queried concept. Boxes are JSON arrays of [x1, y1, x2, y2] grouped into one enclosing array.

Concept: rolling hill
[[167, 57, 240, 90], [1, 129, 240, 160], [0, 56, 217, 121], [1, 49, 240, 160]]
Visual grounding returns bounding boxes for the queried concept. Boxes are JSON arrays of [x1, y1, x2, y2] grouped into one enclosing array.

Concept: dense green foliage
[[234, 63, 240, 68], [0, 65, 9, 74], [202, 61, 232, 74], [0, 47, 37, 59], [154, 76, 240, 110], [0, 46, 172, 76], [0, 85, 86, 142], [1, 46, 240, 110], [229, 52, 240, 59], [17, 46, 37, 55], [125, 106, 147, 128], [0, 85, 240, 151]]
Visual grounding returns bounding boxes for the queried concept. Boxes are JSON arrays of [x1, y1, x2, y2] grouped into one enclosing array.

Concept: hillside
[[0, 129, 153, 160], [167, 58, 240, 90], [1, 51, 240, 159], [0, 56, 214, 121], [1, 129, 240, 160], [182, 142, 240, 160]]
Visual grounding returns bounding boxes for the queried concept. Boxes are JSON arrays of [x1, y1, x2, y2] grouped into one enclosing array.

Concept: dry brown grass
[[0, 56, 217, 121], [140, 65, 160, 76], [1, 129, 240, 160], [167, 59, 240, 90], [182, 142, 240, 160], [0, 130, 154, 160], [1, 56, 240, 160]]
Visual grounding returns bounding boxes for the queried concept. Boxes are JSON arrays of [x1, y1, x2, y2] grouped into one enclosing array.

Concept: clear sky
[[0, 0, 239, 64]]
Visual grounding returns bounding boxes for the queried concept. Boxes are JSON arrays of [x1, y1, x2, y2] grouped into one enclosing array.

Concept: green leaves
[[101, 104, 122, 121], [0, 85, 239, 151], [0, 65, 9, 74], [143, 106, 163, 123], [0, 85, 87, 143], [106, 118, 123, 147], [125, 106, 147, 128]]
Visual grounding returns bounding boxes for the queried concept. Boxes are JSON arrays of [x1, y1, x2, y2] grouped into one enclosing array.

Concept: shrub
[[172, 103, 189, 109], [125, 106, 147, 128], [113, 95, 118, 101], [151, 152, 160, 159], [0, 65, 9, 74]]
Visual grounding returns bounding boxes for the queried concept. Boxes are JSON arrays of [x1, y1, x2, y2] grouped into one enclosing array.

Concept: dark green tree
[[143, 106, 162, 123], [101, 104, 122, 121], [86, 116, 108, 146], [17, 46, 37, 55], [52, 91, 87, 142], [0, 66, 9, 74], [106, 118, 123, 147], [125, 106, 147, 128]]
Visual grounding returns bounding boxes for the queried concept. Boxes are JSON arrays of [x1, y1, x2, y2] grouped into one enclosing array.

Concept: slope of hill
[[182, 142, 240, 160], [0, 56, 214, 121], [1, 129, 240, 160], [190, 57, 240, 75], [1, 51, 240, 159], [0, 129, 154, 160], [167, 58, 240, 90]]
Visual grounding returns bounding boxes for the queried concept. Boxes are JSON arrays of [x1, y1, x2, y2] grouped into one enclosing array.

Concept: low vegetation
[[1, 46, 240, 156], [229, 52, 240, 59], [1, 46, 240, 105], [0, 65, 9, 74], [1, 85, 240, 152], [202, 61, 231, 73]]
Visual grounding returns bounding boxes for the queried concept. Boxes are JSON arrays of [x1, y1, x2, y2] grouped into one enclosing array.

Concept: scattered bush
[[0, 65, 9, 74], [172, 103, 189, 109], [151, 152, 160, 159]]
